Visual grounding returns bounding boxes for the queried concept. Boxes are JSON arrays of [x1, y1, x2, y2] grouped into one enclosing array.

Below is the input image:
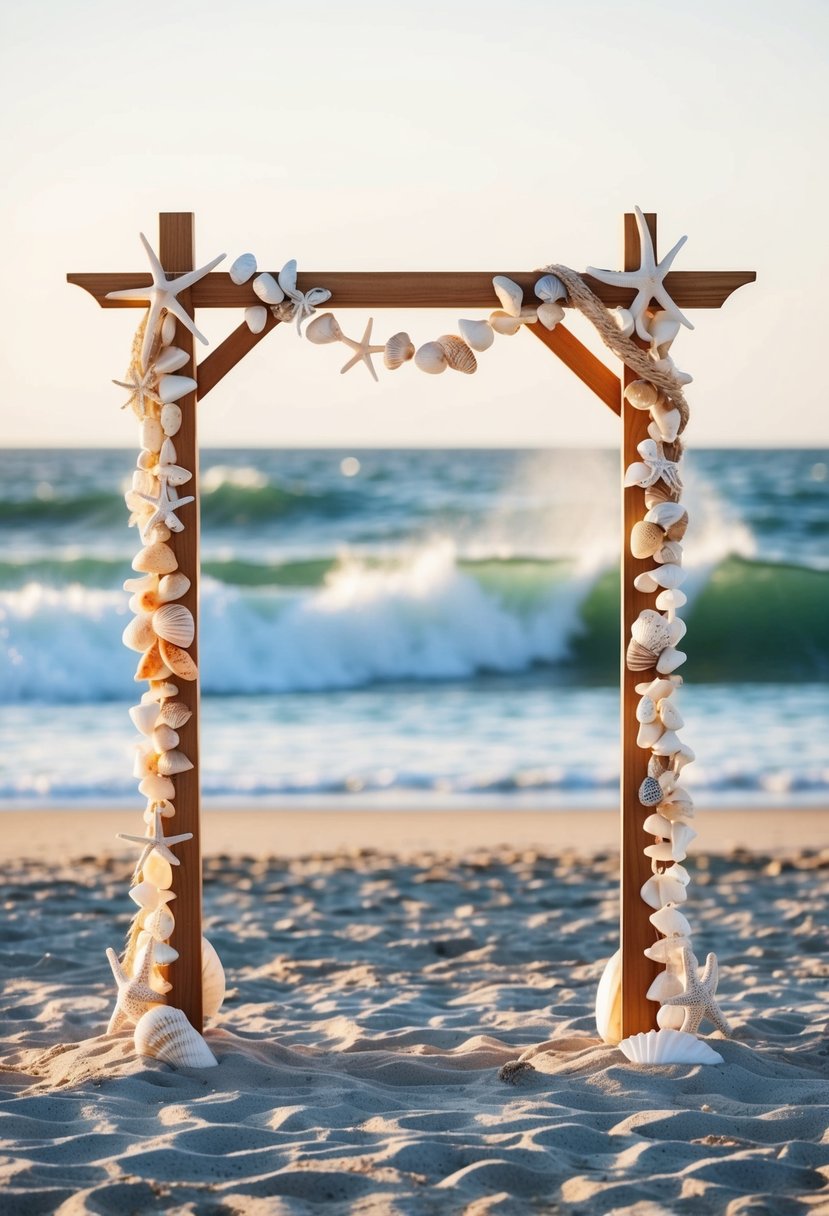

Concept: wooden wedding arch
[[68, 211, 755, 1038]]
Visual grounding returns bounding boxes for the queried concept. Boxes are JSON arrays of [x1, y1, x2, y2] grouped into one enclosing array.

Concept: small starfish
[[339, 318, 385, 381], [106, 233, 225, 371], [274, 260, 332, 335], [624, 439, 683, 494], [587, 206, 694, 342], [118, 807, 193, 873], [113, 362, 161, 419], [136, 480, 194, 535], [661, 947, 731, 1036], [105, 939, 161, 1034]]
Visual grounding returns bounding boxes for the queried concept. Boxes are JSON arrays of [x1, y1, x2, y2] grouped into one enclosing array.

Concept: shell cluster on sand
[[108, 287, 224, 1069]]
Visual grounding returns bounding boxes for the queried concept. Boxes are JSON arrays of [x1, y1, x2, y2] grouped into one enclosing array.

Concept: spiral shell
[[438, 335, 477, 375], [133, 1005, 217, 1068], [158, 639, 198, 681], [152, 604, 195, 649], [383, 331, 415, 370], [630, 520, 665, 559]]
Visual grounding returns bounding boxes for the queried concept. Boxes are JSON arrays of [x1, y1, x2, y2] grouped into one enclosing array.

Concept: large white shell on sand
[[595, 949, 622, 1045], [618, 1028, 723, 1066], [134, 1005, 218, 1068], [202, 936, 226, 1019]]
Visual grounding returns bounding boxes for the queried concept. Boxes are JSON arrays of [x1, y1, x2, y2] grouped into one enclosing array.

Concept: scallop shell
[[152, 724, 180, 753], [623, 380, 662, 411], [141, 417, 164, 453], [158, 701, 192, 729], [152, 604, 194, 648], [139, 773, 176, 801], [245, 306, 268, 334], [133, 543, 178, 575], [649, 902, 691, 937], [202, 937, 226, 1019], [129, 702, 160, 736], [492, 275, 523, 317], [632, 610, 672, 654], [618, 1028, 723, 1066], [414, 342, 448, 374], [306, 313, 343, 345], [630, 521, 665, 559], [656, 647, 687, 675], [458, 318, 494, 352], [229, 252, 257, 285], [158, 639, 198, 681], [438, 335, 477, 375], [158, 375, 197, 405], [134, 1005, 217, 1069], [640, 873, 688, 910], [143, 850, 173, 889], [534, 273, 566, 304], [157, 748, 194, 777], [488, 310, 522, 336], [122, 615, 156, 653], [160, 403, 182, 437], [135, 643, 172, 682], [161, 314, 177, 346], [536, 301, 565, 330], [636, 696, 657, 724], [658, 700, 684, 730], [595, 949, 622, 1045], [252, 272, 284, 305], [639, 776, 663, 807], [383, 331, 415, 370], [637, 721, 663, 749], [627, 640, 658, 672]]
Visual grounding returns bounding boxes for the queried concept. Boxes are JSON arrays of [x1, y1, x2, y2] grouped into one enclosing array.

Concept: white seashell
[[141, 682, 179, 703], [488, 310, 522, 336], [649, 903, 692, 937], [633, 571, 659, 593], [644, 841, 676, 862], [656, 647, 687, 675], [673, 744, 696, 772], [161, 314, 177, 346], [122, 615, 156, 653], [624, 380, 661, 411], [252, 272, 285, 305], [666, 618, 686, 648], [655, 588, 688, 613], [644, 935, 691, 963], [664, 862, 690, 885], [132, 743, 158, 779], [650, 401, 682, 444], [383, 332, 415, 370], [158, 375, 197, 405], [641, 874, 687, 910], [652, 729, 682, 756], [143, 903, 175, 941], [158, 700, 192, 729], [129, 882, 176, 911], [154, 346, 190, 375], [618, 1028, 723, 1066], [648, 753, 670, 779], [643, 812, 673, 838], [659, 798, 695, 823], [158, 639, 198, 681], [658, 700, 684, 730], [658, 769, 679, 796], [157, 749, 194, 777], [306, 313, 343, 345], [143, 798, 174, 822], [646, 311, 682, 359], [160, 403, 182, 437], [141, 417, 164, 453], [438, 335, 477, 374], [143, 850, 173, 889], [458, 318, 494, 352], [124, 573, 157, 595], [152, 604, 195, 648], [536, 301, 565, 330], [645, 501, 688, 533], [636, 695, 657, 724], [277, 259, 299, 296], [632, 610, 672, 654], [635, 676, 681, 701], [656, 1004, 687, 1031], [245, 306, 269, 334], [492, 275, 523, 317], [134, 1005, 217, 1069], [158, 437, 177, 466], [152, 724, 180, 753], [646, 971, 684, 1002], [630, 520, 665, 559], [637, 721, 663, 749], [534, 273, 566, 304], [229, 252, 257, 285], [414, 342, 448, 374], [612, 307, 636, 339], [133, 543, 177, 575], [129, 702, 160, 736], [137, 931, 178, 965], [624, 461, 653, 489], [637, 564, 686, 591], [139, 773, 176, 801], [595, 949, 621, 1045], [671, 821, 697, 857], [655, 540, 683, 566], [202, 937, 226, 1019], [155, 575, 189, 606]]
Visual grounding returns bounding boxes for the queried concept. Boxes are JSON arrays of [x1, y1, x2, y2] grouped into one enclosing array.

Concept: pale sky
[[1, 0, 826, 448]]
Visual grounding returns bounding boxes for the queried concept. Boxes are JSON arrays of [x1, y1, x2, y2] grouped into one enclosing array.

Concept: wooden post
[[158, 212, 203, 1032], [620, 211, 661, 1037]]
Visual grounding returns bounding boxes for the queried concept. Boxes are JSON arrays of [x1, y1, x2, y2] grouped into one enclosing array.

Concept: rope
[[544, 264, 690, 434]]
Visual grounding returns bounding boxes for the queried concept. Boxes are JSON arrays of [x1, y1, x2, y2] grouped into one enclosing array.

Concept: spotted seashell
[[630, 520, 665, 559], [135, 642, 172, 683], [635, 696, 656, 724], [158, 639, 198, 682], [438, 335, 477, 375], [656, 646, 687, 675], [383, 332, 415, 370], [134, 1005, 217, 1068], [152, 604, 194, 649], [638, 776, 663, 806], [157, 700, 192, 729]]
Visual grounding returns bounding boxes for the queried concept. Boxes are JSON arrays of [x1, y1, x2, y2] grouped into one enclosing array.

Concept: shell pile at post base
[[107, 298, 222, 1069]]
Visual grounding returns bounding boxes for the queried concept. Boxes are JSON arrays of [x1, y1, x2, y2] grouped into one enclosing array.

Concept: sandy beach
[[2, 808, 829, 1215]]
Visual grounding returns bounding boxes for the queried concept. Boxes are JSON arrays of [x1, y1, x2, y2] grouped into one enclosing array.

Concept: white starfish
[[105, 939, 161, 1034], [274, 260, 332, 335], [587, 206, 694, 342], [339, 318, 385, 381], [118, 807, 193, 873], [661, 947, 731, 1036], [624, 439, 683, 494], [136, 479, 194, 535], [113, 362, 161, 420], [106, 233, 225, 371]]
